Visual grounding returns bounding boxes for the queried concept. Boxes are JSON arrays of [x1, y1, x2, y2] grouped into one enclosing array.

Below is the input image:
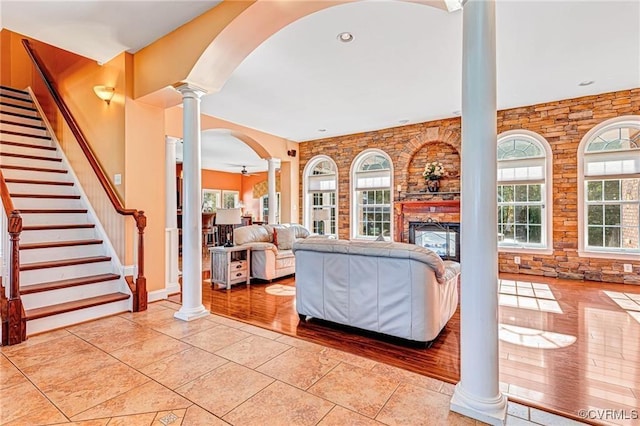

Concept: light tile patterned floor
[[0, 301, 585, 425]]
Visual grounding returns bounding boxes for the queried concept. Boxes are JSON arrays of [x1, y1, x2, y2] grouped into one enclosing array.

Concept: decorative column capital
[[267, 157, 281, 168], [173, 82, 207, 99], [165, 136, 181, 146]]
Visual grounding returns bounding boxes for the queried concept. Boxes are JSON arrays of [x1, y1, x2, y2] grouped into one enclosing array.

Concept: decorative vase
[[426, 178, 440, 193]]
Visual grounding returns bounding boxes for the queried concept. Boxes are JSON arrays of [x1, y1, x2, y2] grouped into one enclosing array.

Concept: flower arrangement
[[423, 161, 445, 180]]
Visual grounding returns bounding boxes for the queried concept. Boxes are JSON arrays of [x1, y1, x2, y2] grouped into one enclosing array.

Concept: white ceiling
[[201, 0, 640, 142], [0, 0, 221, 64], [2, 0, 638, 170]]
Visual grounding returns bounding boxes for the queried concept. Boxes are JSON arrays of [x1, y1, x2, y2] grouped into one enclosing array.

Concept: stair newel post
[[134, 212, 147, 312], [7, 210, 25, 344]]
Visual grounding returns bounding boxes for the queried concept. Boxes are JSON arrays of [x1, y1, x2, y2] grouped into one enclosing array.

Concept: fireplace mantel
[[394, 200, 460, 242]]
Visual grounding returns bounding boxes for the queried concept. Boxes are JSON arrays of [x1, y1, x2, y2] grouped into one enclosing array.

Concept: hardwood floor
[[199, 273, 640, 424]]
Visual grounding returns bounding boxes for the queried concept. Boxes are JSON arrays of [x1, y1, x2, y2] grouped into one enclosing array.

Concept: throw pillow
[[376, 233, 386, 241], [273, 228, 279, 246], [276, 227, 296, 250]]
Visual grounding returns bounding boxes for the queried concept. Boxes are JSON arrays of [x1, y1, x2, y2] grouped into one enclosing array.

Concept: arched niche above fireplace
[[406, 141, 460, 194]]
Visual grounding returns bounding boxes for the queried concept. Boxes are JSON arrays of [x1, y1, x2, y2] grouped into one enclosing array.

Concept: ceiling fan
[[240, 165, 257, 176]]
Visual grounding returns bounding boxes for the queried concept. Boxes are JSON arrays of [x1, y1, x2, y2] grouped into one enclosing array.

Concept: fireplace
[[409, 220, 460, 262]]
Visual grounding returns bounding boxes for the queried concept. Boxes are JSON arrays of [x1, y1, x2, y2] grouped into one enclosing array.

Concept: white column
[[267, 158, 278, 224], [174, 84, 209, 321], [164, 136, 180, 296], [450, 0, 507, 425]]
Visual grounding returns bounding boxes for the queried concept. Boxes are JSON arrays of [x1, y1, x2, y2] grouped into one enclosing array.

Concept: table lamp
[[312, 208, 331, 235], [216, 208, 242, 247]]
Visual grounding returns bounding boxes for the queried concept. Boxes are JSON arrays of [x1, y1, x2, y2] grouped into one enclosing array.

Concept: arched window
[[351, 149, 393, 240], [579, 117, 640, 255], [303, 156, 337, 237], [497, 131, 552, 250]]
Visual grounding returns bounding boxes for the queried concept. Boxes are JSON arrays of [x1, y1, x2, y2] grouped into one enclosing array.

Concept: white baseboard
[[148, 283, 181, 303], [123, 265, 136, 277]]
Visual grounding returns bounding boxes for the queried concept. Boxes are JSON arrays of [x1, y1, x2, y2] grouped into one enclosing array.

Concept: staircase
[[1, 85, 131, 336]]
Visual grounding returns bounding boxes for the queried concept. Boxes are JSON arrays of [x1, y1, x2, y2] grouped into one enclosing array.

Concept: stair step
[[0, 130, 51, 140], [0, 140, 56, 151], [0, 119, 43, 131], [0, 101, 37, 112], [20, 255, 111, 271], [0, 105, 39, 118], [0, 152, 60, 162], [23, 223, 95, 231], [20, 225, 96, 245], [5, 178, 73, 186], [0, 110, 42, 122], [20, 273, 119, 295], [0, 86, 29, 95], [0, 134, 53, 149], [13, 197, 83, 210], [20, 239, 102, 250], [0, 164, 67, 174], [18, 208, 88, 214], [24, 292, 130, 321], [11, 193, 80, 199], [0, 93, 34, 104], [0, 122, 49, 138]]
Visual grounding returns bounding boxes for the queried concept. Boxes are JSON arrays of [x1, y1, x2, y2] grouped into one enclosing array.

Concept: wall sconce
[[93, 85, 115, 105], [287, 149, 297, 157]]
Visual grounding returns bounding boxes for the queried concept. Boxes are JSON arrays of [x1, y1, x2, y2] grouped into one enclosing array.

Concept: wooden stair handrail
[[21, 39, 146, 312], [21, 40, 138, 220], [0, 169, 17, 217], [0, 169, 25, 345]]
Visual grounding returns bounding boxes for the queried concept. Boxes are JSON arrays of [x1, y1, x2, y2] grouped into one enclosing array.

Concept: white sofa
[[292, 238, 461, 343], [233, 224, 312, 281]]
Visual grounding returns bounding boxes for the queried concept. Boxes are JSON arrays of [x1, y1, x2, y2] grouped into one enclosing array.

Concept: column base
[[174, 305, 209, 321], [450, 383, 507, 426]]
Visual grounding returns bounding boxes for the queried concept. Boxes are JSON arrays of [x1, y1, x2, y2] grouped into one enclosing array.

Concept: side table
[[210, 245, 251, 290]]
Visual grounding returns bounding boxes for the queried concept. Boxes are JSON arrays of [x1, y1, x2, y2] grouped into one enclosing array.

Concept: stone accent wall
[[407, 142, 460, 193], [298, 89, 640, 284]]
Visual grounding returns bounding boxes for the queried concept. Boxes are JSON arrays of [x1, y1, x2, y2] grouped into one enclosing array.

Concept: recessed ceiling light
[[578, 80, 595, 86], [337, 32, 354, 43], [318, 128, 327, 132], [398, 119, 409, 124]]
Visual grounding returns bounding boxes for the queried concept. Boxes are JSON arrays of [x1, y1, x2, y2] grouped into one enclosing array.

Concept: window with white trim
[[202, 189, 239, 212], [497, 134, 551, 249], [260, 193, 280, 224], [582, 122, 640, 253], [351, 150, 393, 240], [222, 190, 239, 209], [202, 189, 221, 212], [303, 157, 337, 237]]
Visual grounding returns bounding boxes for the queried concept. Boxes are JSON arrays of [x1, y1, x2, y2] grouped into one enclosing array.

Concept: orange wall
[[133, 1, 254, 99], [7, 31, 32, 90], [2, 30, 165, 292], [0, 30, 12, 86], [5, 31, 127, 200], [124, 98, 166, 292], [241, 172, 267, 219], [202, 169, 242, 191]]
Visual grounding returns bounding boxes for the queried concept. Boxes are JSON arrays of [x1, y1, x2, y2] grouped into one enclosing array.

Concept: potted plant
[[423, 161, 444, 192]]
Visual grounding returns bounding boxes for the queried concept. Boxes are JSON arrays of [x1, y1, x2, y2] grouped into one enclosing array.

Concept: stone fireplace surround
[[409, 220, 461, 262], [394, 200, 460, 244]]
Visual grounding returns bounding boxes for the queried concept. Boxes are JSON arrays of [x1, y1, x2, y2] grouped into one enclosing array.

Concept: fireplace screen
[[409, 221, 460, 262]]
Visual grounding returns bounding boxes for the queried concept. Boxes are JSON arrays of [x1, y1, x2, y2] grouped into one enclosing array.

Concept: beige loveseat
[[292, 238, 461, 343], [233, 224, 312, 281]]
